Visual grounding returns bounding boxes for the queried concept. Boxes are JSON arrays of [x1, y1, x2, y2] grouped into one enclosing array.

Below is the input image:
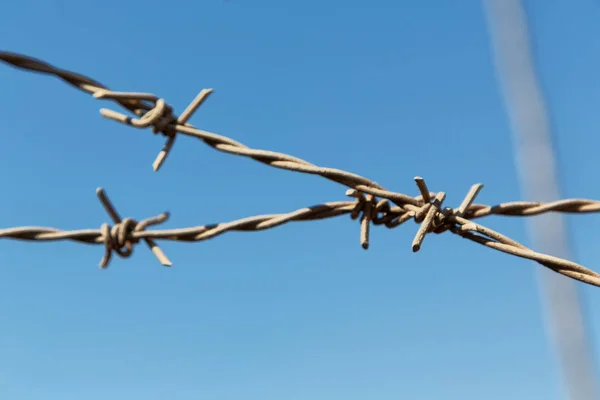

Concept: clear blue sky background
[[1, 1, 600, 399]]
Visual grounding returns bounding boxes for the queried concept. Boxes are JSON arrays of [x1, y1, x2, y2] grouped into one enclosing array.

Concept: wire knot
[[96, 188, 172, 268], [100, 217, 140, 267], [95, 88, 213, 172]]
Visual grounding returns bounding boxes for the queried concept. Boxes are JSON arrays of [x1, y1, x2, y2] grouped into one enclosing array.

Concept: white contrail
[[483, 1, 598, 399]]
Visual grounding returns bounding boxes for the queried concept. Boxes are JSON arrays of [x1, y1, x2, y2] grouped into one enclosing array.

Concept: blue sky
[[1, 1, 600, 399]]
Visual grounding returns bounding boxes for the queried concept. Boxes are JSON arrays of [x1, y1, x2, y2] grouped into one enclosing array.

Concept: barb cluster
[[2, 51, 600, 287]]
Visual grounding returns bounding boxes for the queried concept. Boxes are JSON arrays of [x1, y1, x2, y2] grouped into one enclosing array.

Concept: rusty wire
[[2, 51, 600, 287]]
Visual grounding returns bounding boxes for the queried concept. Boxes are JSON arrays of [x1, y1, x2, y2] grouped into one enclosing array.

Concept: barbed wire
[[2, 51, 600, 287]]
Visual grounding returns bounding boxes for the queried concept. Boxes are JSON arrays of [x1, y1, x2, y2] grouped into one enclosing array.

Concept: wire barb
[[96, 188, 171, 268], [412, 191, 446, 252], [95, 88, 214, 172], [346, 189, 378, 249], [153, 88, 213, 172]]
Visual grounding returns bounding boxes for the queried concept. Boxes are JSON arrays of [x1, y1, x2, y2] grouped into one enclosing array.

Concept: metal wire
[[2, 51, 600, 288]]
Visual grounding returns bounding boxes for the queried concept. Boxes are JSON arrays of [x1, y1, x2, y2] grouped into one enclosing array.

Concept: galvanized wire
[[2, 51, 600, 287]]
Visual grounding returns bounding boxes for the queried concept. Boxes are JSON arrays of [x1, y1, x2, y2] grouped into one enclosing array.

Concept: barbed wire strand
[[2, 52, 600, 287], [1, 182, 599, 288]]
